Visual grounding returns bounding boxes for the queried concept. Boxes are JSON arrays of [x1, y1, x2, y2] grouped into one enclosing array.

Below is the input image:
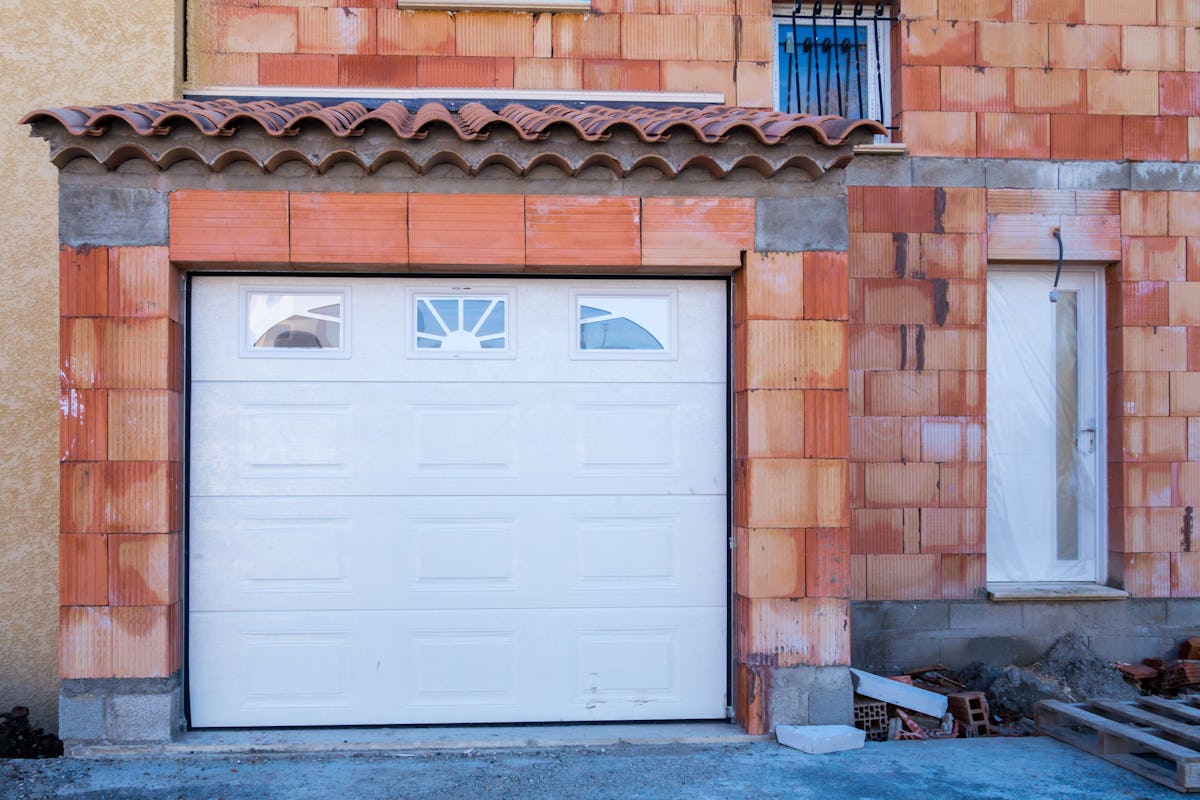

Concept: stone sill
[[987, 582, 1130, 602]]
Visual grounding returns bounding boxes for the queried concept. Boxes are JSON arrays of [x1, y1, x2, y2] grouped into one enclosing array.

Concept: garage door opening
[[186, 276, 730, 727]]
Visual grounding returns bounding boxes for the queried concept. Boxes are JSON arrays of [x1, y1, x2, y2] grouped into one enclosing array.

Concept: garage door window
[[573, 292, 676, 359], [411, 292, 513, 358], [241, 289, 348, 357]]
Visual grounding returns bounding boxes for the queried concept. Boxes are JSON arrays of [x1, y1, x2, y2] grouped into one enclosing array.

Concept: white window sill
[[986, 582, 1129, 602]]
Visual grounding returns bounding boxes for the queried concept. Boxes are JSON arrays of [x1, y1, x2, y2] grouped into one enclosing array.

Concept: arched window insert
[[774, 2, 896, 133], [241, 288, 350, 358]]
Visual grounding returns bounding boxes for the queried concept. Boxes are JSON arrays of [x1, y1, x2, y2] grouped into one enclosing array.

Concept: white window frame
[[406, 287, 517, 360], [238, 286, 352, 359], [569, 288, 679, 362], [771, 2, 891, 129]]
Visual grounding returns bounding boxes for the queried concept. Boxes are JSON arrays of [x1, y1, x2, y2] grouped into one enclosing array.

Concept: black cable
[[1050, 228, 1064, 302]]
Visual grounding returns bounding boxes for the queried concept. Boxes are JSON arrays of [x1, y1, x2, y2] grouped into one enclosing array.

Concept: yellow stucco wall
[[0, 0, 182, 732]]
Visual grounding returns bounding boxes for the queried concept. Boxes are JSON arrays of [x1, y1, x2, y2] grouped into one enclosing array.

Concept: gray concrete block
[[949, 636, 1024, 667], [984, 160, 1058, 189], [947, 601, 1022, 633], [1086, 635, 1178, 664], [770, 666, 853, 728], [844, 156, 912, 187], [1057, 161, 1130, 190], [878, 601, 950, 632], [776, 724, 864, 753], [755, 196, 848, 253], [1130, 162, 1200, 191], [1167, 600, 1200, 627], [60, 185, 169, 247], [910, 158, 985, 188], [871, 638, 944, 674], [106, 690, 179, 743], [58, 693, 105, 742]]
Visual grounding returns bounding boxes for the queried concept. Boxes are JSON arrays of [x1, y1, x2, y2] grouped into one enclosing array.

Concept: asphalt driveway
[[1, 737, 1183, 800]]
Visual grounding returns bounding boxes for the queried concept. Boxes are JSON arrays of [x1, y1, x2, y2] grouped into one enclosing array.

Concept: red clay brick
[[111, 605, 173, 678], [1117, 416, 1188, 462], [103, 319, 180, 391], [1013, 68, 1085, 112], [735, 527, 805, 599], [1112, 281, 1169, 327], [60, 389, 108, 463], [290, 192, 408, 265], [170, 190, 289, 265], [977, 22, 1046, 67], [738, 252, 804, 321], [921, 508, 986, 554], [108, 534, 179, 607], [941, 67, 1012, 113], [900, 19, 976, 67], [804, 390, 849, 459], [898, 65, 941, 111], [805, 528, 850, 598], [1048, 24, 1120, 69], [641, 197, 754, 268], [338, 55, 418, 86], [803, 252, 849, 321], [860, 187, 938, 234], [60, 246, 109, 317], [296, 7, 376, 55], [1169, 193, 1200, 236], [582, 59, 660, 91], [59, 534, 108, 607], [513, 57, 582, 90], [744, 459, 848, 528], [108, 247, 176, 320], [940, 554, 986, 599], [741, 321, 846, 391], [1013, 0, 1084, 23], [553, 13, 621, 59], [1088, 70, 1159, 116], [107, 390, 180, 463], [739, 390, 805, 459], [1123, 25, 1186, 71], [61, 318, 104, 391], [621, 14, 696, 60], [1121, 192, 1170, 236], [1050, 113, 1123, 160], [865, 554, 940, 600], [259, 54, 338, 86], [978, 112, 1050, 159], [1110, 371, 1171, 417], [1120, 552, 1172, 597], [899, 111, 978, 157], [525, 195, 639, 267], [59, 607, 112, 679], [1161, 72, 1200, 116], [408, 194, 524, 266], [377, 9, 454, 56], [938, 463, 985, 507], [1122, 237, 1187, 282], [455, 11, 533, 58]]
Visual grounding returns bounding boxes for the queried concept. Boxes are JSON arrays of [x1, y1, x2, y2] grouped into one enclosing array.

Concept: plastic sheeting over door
[[986, 269, 1104, 583]]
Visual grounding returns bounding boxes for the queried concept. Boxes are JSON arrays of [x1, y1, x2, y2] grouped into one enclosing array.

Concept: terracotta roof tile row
[[22, 99, 885, 147]]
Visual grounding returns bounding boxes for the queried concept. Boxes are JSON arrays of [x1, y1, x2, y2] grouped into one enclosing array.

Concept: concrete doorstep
[[71, 722, 766, 758]]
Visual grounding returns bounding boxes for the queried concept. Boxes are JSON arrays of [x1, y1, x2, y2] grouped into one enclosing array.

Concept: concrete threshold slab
[[73, 722, 765, 758]]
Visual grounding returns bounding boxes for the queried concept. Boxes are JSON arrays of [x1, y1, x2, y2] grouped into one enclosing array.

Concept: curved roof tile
[[22, 98, 886, 146]]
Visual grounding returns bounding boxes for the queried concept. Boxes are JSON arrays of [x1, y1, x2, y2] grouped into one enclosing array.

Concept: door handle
[[1077, 427, 1096, 455]]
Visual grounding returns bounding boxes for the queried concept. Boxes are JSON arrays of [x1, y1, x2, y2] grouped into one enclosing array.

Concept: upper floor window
[[774, 3, 894, 129]]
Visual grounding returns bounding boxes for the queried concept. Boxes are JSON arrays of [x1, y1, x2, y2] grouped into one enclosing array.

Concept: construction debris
[[0, 706, 62, 759], [947, 692, 993, 737], [776, 724, 866, 754], [850, 668, 949, 718]]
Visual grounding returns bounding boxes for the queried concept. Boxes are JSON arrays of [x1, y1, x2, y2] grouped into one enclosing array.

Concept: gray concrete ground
[[1, 737, 1184, 800]]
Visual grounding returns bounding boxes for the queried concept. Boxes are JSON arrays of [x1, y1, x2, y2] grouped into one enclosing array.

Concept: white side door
[[986, 268, 1105, 583]]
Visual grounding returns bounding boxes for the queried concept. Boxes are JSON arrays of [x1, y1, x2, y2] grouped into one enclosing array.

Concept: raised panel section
[[410, 631, 517, 705], [413, 518, 516, 590], [576, 518, 678, 589], [576, 630, 678, 700], [412, 406, 517, 474], [575, 404, 678, 474]]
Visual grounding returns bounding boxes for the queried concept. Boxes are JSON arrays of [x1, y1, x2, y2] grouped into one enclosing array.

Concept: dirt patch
[[0, 706, 62, 759], [960, 634, 1139, 720]]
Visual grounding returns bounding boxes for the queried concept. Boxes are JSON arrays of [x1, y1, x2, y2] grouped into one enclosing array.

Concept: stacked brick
[[1110, 190, 1200, 597], [847, 186, 988, 601], [894, 0, 1200, 161], [186, 0, 776, 107], [58, 246, 183, 681], [733, 250, 851, 733]]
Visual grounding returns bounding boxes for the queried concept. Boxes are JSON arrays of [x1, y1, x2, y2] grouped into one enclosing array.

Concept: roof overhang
[[24, 99, 887, 179]]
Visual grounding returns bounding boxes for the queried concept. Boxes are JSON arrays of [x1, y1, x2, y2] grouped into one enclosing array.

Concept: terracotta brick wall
[[893, 0, 1200, 161], [58, 245, 184, 680], [1110, 190, 1200, 597], [186, 0, 776, 106], [848, 184, 1200, 601], [847, 186, 988, 601], [732, 250, 851, 734]]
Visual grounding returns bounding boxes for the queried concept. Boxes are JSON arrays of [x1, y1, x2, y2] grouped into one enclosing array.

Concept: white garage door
[[188, 276, 729, 727]]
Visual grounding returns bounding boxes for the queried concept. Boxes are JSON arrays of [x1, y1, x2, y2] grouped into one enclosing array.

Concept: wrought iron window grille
[[774, 2, 897, 131]]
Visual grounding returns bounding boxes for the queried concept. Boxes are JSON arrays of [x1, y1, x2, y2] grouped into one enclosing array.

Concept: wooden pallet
[[1036, 697, 1200, 793]]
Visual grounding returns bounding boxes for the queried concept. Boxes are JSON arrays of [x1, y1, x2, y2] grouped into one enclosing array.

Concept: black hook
[[1050, 228, 1064, 302]]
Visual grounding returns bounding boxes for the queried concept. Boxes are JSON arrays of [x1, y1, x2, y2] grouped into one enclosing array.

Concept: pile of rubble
[[0, 706, 62, 759], [851, 633, 1200, 742]]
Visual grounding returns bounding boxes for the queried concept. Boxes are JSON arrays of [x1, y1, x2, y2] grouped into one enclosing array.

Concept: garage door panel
[[189, 608, 725, 727], [189, 275, 729, 727], [190, 495, 726, 612], [191, 277, 726, 385], [191, 383, 725, 497]]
